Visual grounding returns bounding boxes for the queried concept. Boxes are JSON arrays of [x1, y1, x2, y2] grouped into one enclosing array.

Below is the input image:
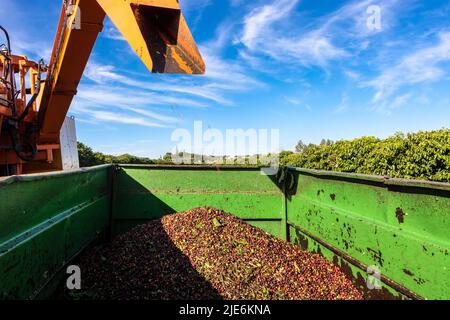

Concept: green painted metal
[[285, 167, 450, 300], [0, 164, 448, 300], [0, 165, 112, 299], [113, 166, 285, 238]]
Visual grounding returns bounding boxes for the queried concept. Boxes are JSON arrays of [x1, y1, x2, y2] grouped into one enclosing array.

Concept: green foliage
[[163, 153, 173, 163], [77, 142, 103, 167], [279, 151, 294, 166], [295, 140, 307, 153], [280, 129, 450, 182], [77, 142, 155, 167], [78, 129, 450, 182]]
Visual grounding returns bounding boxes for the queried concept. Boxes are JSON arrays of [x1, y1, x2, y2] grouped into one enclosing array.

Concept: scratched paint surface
[[286, 168, 450, 300], [1, 165, 449, 300], [0, 166, 112, 299]]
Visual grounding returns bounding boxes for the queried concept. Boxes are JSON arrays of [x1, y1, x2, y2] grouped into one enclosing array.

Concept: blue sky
[[2, 0, 450, 157]]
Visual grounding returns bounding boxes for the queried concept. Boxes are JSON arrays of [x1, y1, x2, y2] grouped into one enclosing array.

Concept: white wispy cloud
[[369, 93, 413, 115], [237, 0, 406, 70], [78, 83, 206, 108], [0, 0, 55, 60], [71, 97, 177, 128], [240, 0, 299, 50], [88, 111, 167, 128], [101, 19, 126, 41], [84, 63, 231, 105], [237, 0, 349, 69], [334, 93, 350, 113], [284, 96, 311, 110], [74, 43, 266, 127], [268, 35, 348, 67], [84, 43, 265, 106], [180, 0, 212, 32], [343, 70, 361, 81], [284, 97, 302, 106], [199, 46, 265, 90], [4, 0, 266, 129], [71, 82, 187, 128], [364, 32, 450, 103]]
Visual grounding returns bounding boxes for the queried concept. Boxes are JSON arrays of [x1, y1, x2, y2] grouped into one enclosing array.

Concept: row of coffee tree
[[78, 129, 450, 182]]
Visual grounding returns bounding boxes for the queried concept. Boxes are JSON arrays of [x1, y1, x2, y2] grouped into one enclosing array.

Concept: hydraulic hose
[[0, 25, 17, 116], [15, 59, 45, 121], [5, 120, 38, 162], [0, 25, 41, 162]]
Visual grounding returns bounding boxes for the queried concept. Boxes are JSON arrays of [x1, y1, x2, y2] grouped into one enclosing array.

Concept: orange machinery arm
[[39, 0, 205, 147], [0, 0, 204, 174], [37, 0, 106, 144]]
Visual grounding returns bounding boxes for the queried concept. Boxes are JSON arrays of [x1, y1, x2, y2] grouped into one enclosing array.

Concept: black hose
[[1, 25, 40, 162], [0, 26, 11, 55], [5, 121, 37, 162], [0, 25, 17, 117], [15, 59, 45, 121]]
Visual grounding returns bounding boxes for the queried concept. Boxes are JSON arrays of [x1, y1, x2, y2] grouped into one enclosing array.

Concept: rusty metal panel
[[285, 167, 450, 300], [96, 0, 205, 74]]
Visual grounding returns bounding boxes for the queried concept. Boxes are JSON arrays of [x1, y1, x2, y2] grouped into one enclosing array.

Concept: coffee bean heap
[[73, 207, 362, 300]]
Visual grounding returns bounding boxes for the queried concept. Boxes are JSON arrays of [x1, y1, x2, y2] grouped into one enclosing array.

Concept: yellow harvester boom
[[0, 0, 204, 175]]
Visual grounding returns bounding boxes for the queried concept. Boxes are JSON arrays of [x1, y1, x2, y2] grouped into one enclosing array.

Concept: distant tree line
[[78, 128, 450, 182], [280, 129, 450, 182], [77, 142, 168, 167]]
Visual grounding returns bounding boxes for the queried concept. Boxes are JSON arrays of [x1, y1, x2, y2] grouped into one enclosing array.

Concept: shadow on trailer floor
[[58, 219, 222, 300]]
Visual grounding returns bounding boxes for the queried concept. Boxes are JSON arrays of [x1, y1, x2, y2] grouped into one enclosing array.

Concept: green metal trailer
[[0, 165, 449, 300]]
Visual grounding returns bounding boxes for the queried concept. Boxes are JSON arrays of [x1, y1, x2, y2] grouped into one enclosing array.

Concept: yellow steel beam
[[39, 0, 105, 141], [96, 0, 205, 74]]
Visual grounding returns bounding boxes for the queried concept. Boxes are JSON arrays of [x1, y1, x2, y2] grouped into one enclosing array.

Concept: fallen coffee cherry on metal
[[71, 207, 363, 300]]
